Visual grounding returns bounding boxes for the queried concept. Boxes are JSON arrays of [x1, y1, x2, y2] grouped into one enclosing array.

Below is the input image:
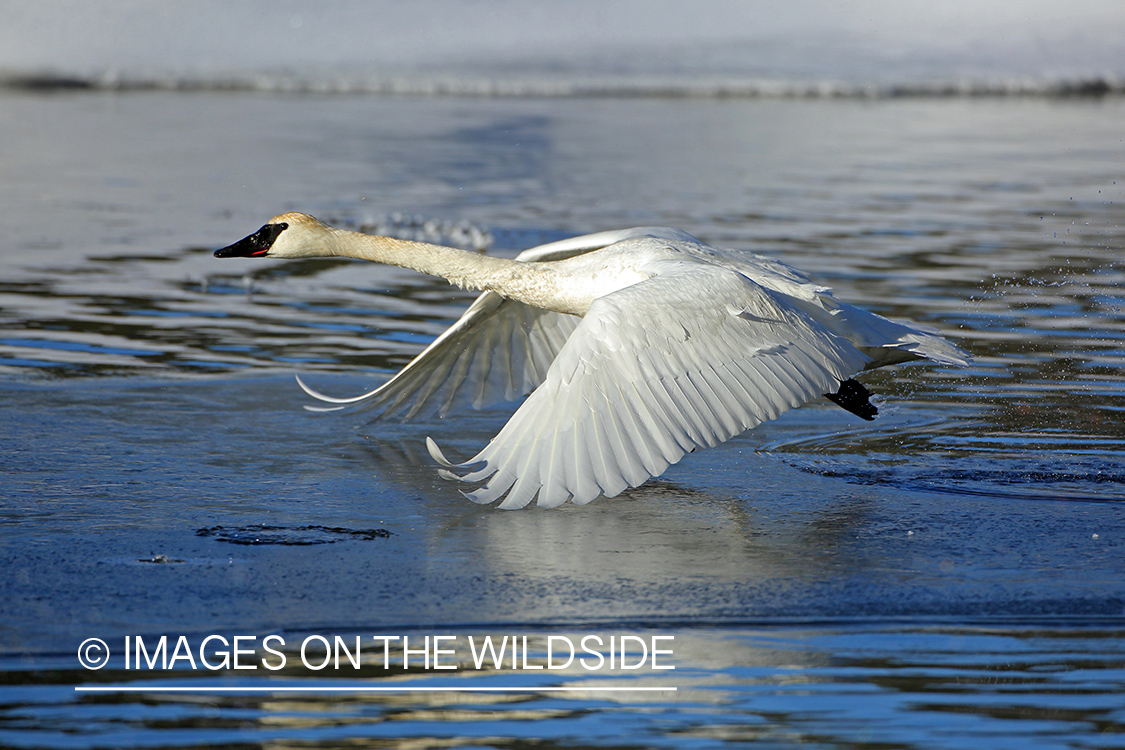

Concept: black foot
[[825, 378, 877, 421]]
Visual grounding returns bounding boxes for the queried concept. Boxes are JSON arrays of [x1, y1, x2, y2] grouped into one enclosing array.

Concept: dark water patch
[[0, 73, 94, 91], [195, 524, 393, 546], [785, 458, 1125, 504], [762, 409, 1125, 503]]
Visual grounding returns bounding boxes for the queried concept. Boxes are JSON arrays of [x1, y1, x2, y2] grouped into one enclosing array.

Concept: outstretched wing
[[299, 293, 580, 419], [299, 227, 699, 420], [429, 262, 873, 509]]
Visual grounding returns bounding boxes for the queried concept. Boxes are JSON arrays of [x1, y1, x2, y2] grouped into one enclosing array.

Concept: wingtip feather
[[295, 373, 382, 405], [426, 436, 455, 467]]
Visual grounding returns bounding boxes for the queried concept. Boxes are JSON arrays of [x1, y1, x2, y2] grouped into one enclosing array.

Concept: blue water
[[5, 625, 1123, 749], [1, 84, 1124, 747]]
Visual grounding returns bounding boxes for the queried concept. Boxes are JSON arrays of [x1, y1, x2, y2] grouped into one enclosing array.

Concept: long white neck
[[322, 227, 589, 316]]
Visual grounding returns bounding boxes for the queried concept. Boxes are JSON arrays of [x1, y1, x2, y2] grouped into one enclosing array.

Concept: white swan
[[216, 212, 969, 509]]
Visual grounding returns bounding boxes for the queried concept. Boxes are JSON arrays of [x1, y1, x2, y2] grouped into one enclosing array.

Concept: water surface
[[1, 91, 1123, 748]]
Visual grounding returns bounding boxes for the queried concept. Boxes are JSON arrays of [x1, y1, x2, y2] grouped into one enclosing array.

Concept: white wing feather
[[430, 262, 873, 509], [299, 293, 579, 418]]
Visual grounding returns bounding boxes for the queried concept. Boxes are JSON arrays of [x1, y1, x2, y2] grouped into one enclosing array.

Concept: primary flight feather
[[216, 213, 968, 508]]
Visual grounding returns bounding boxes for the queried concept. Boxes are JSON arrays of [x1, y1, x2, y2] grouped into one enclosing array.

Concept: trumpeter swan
[[216, 212, 968, 509]]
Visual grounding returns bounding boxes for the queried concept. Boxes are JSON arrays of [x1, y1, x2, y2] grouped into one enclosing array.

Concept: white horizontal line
[[75, 685, 676, 693]]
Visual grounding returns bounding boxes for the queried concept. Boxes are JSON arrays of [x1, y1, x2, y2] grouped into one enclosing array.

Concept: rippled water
[[6, 625, 1123, 749], [1, 91, 1124, 748]]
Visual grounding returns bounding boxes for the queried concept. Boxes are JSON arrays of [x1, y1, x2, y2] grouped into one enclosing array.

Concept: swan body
[[216, 212, 968, 509]]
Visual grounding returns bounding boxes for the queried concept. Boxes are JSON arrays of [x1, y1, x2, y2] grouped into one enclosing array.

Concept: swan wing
[[298, 228, 696, 419], [299, 292, 580, 419], [430, 261, 873, 509]]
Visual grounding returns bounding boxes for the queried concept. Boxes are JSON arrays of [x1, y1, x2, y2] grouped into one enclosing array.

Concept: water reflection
[[348, 419, 888, 588]]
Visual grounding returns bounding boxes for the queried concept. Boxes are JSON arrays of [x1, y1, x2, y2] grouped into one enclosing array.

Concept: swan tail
[[892, 330, 972, 367], [820, 301, 970, 370]]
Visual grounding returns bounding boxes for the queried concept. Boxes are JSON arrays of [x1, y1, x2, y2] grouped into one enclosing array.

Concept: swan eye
[[278, 222, 289, 231]]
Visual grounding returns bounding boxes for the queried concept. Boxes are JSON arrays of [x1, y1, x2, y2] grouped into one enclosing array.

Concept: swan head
[[214, 212, 332, 259]]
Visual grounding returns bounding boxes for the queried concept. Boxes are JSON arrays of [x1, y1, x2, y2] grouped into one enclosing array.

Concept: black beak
[[214, 222, 288, 258]]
